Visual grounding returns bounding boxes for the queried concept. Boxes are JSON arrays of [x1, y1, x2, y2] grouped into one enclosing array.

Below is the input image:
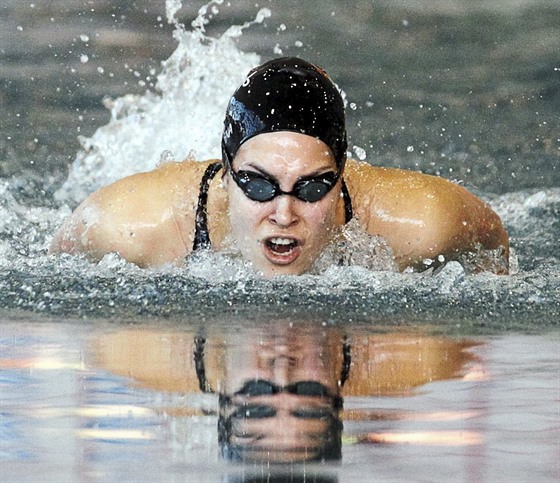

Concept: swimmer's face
[[226, 131, 342, 277]]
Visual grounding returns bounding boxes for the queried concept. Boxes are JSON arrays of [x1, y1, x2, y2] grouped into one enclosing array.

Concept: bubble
[[158, 150, 175, 166]]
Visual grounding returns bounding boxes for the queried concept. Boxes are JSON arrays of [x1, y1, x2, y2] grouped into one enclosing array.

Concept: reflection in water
[[92, 320, 479, 469], [2, 320, 557, 482], [207, 331, 349, 463]]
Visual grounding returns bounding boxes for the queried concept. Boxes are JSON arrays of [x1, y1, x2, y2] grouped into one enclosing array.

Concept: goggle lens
[[231, 169, 339, 203]]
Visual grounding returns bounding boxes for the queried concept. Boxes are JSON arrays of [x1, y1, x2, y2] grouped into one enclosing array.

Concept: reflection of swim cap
[[222, 57, 347, 169]]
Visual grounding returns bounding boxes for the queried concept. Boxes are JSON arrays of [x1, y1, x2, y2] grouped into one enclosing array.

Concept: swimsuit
[[193, 162, 222, 251], [192, 162, 353, 251]]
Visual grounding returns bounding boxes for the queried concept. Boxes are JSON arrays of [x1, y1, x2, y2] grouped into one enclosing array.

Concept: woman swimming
[[49, 57, 509, 277]]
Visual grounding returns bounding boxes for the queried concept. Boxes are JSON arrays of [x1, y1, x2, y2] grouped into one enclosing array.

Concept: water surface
[[0, 2, 559, 480], [1, 316, 558, 482]]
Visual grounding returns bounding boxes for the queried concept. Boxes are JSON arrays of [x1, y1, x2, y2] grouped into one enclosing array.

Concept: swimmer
[[49, 57, 509, 277]]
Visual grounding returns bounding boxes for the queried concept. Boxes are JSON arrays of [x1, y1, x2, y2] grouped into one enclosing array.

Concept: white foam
[[55, 1, 264, 205]]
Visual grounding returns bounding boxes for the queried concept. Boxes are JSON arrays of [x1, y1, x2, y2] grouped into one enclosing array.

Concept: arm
[[345, 161, 509, 273], [49, 161, 206, 267]]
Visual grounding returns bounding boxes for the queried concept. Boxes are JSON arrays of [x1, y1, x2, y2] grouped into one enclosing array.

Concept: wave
[[55, 2, 268, 205]]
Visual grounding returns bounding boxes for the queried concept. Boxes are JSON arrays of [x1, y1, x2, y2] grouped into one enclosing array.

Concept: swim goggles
[[229, 168, 341, 203], [221, 379, 343, 416], [232, 379, 336, 398]]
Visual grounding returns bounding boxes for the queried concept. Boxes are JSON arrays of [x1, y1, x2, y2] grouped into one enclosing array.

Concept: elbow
[[48, 203, 104, 260]]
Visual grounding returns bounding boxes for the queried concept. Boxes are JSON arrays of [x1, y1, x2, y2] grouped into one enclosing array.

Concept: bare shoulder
[[49, 159, 218, 266], [343, 159, 509, 272], [343, 334, 477, 396]]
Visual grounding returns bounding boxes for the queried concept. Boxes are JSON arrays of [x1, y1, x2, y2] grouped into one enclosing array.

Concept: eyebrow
[[230, 402, 334, 420], [241, 162, 336, 180]]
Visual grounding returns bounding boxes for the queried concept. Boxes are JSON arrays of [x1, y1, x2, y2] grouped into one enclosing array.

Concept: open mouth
[[264, 237, 301, 265], [266, 237, 298, 255]]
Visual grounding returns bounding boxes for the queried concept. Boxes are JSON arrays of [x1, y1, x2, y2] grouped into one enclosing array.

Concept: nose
[[271, 355, 296, 385], [268, 195, 298, 228]]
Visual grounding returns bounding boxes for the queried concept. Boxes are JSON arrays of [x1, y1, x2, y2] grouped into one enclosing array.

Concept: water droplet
[[352, 145, 367, 160]]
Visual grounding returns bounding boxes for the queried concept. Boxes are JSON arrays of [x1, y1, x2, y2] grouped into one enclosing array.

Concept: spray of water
[[55, 1, 270, 205]]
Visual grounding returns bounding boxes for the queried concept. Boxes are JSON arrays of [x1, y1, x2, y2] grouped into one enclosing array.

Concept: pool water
[[1, 316, 558, 482], [0, 0, 559, 480]]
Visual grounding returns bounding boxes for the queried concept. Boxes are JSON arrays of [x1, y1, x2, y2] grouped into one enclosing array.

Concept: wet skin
[[225, 132, 342, 277], [49, 132, 509, 274]]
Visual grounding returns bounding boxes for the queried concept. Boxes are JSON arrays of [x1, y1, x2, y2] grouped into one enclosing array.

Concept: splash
[[312, 218, 398, 274], [55, 1, 270, 205], [1, 1, 558, 324]]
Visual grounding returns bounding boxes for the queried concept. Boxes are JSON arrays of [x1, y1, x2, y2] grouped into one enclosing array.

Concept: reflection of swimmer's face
[[219, 328, 343, 462], [223, 329, 340, 396], [222, 381, 341, 463], [226, 131, 341, 277]]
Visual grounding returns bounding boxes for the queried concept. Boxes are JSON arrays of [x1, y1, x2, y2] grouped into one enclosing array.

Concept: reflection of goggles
[[233, 379, 336, 398], [229, 168, 340, 203], [221, 379, 343, 411]]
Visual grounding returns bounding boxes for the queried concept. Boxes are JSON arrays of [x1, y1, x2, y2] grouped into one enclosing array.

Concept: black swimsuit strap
[[193, 162, 223, 251], [341, 178, 353, 224]]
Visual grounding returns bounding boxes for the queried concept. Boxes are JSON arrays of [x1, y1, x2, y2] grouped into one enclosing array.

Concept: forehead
[[234, 131, 336, 170]]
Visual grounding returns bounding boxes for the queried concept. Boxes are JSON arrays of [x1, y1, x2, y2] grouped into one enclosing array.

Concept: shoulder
[[343, 159, 473, 230], [343, 335, 478, 396], [82, 159, 217, 242], [50, 159, 222, 266], [343, 160, 508, 270], [344, 159, 464, 200], [93, 159, 216, 200]]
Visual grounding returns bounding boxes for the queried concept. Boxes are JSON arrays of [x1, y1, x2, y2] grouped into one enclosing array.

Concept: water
[[0, 0, 559, 480], [1, 316, 558, 481]]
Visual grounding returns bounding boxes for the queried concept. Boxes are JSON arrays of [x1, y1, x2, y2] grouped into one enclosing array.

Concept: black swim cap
[[222, 57, 347, 169]]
